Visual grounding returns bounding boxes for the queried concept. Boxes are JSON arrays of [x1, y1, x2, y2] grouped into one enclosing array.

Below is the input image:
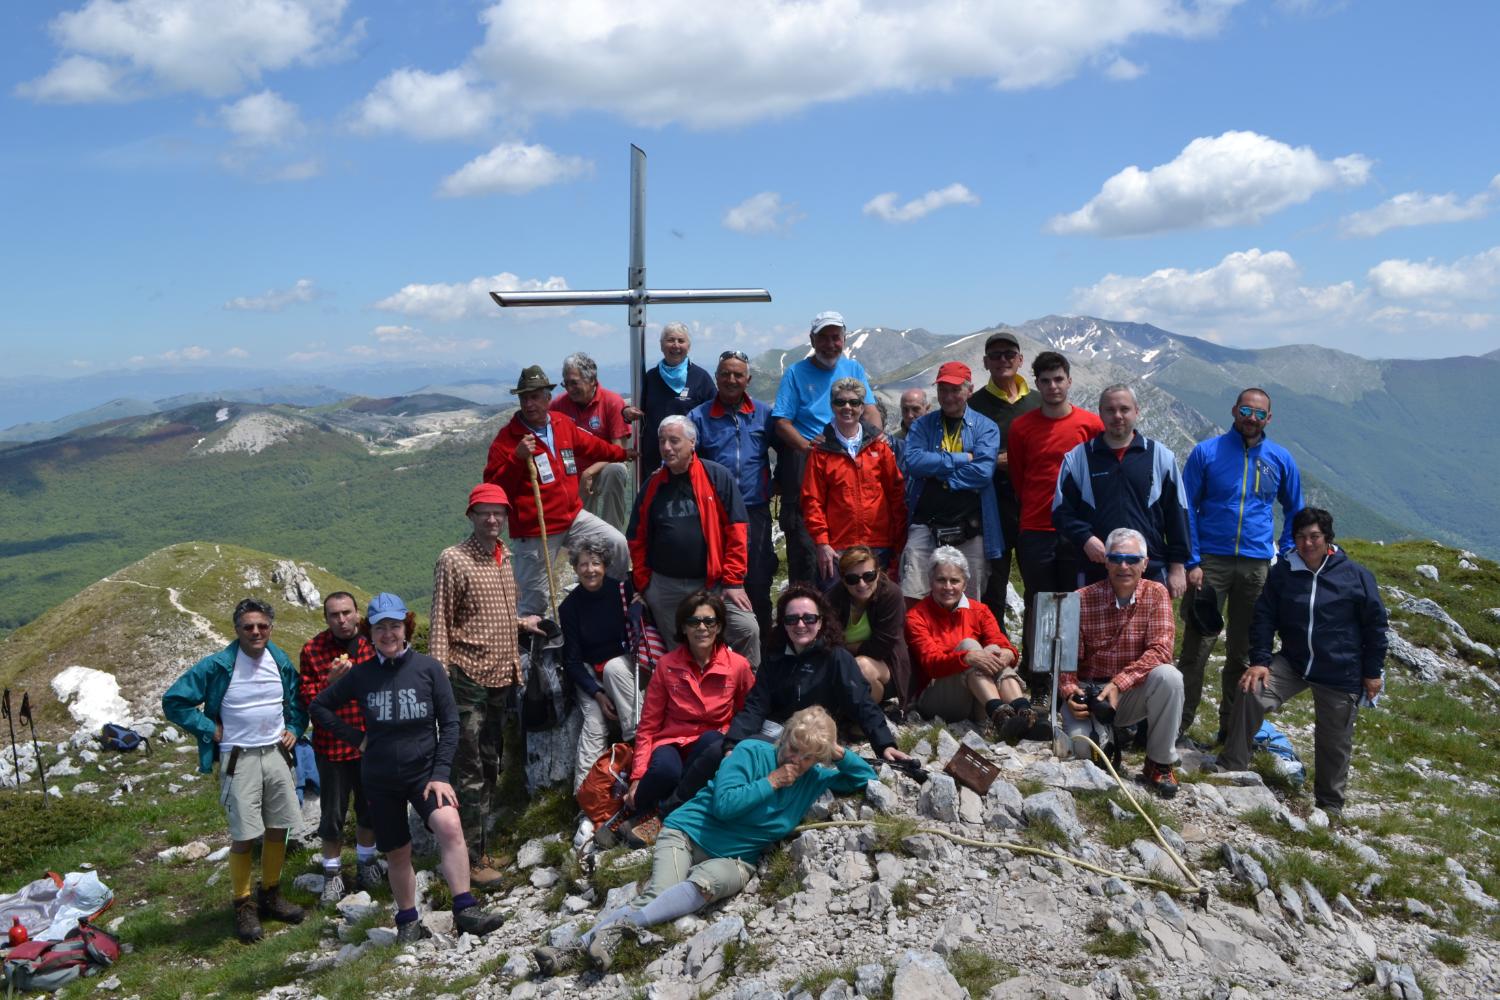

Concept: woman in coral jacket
[[801, 376, 906, 588], [614, 590, 753, 849]]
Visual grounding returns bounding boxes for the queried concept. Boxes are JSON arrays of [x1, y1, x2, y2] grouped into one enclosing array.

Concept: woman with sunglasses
[[826, 545, 912, 710], [615, 591, 753, 848], [801, 376, 907, 589]]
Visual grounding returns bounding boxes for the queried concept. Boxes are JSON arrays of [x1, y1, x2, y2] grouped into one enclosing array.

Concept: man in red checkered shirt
[[298, 591, 382, 906], [1059, 528, 1184, 798]]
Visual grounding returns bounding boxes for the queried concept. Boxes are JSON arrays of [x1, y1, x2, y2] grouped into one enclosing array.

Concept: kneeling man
[[1060, 528, 1183, 798]]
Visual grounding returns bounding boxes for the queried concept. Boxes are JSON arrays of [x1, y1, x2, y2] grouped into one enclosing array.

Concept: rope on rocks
[[1070, 734, 1201, 892]]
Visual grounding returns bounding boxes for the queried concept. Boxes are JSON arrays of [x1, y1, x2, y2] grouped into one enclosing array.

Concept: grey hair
[[233, 597, 275, 627], [1098, 384, 1138, 410], [830, 377, 866, 405], [1105, 527, 1148, 555], [569, 538, 613, 569], [561, 352, 598, 384], [928, 545, 970, 581], [660, 321, 691, 343], [658, 414, 698, 445]]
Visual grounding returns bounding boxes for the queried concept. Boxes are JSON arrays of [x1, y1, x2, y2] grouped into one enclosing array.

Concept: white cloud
[[225, 346, 251, 359], [266, 157, 321, 182], [1103, 56, 1146, 81], [1367, 247, 1500, 301], [286, 349, 332, 364], [437, 142, 591, 198], [863, 183, 980, 224], [224, 277, 319, 311], [353, 68, 497, 140], [1339, 175, 1498, 238], [343, 325, 494, 357], [569, 319, 613, 338], [1048, 131, 1371, 237], [1072, 248, 1362, 325], [18, 0, 360, 102], [374, 272, 569, 321], [723, 192, 803, 234], [218, 90, 304, 146], [162, 345, 212, 362], [469, 0, 1239, 128]]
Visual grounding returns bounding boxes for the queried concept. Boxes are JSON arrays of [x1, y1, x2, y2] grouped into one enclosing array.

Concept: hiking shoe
[[586, 924, 626, 972], [593, 819, 619, 849], [992, 704, 1033, 747], [356, 859, 387, 892], [396, 919, 432, 945], [469, 856, 505, 891], [619, 813, 661, 850], [454, 904, 505, 937], [533, 945, 569, 976], [319, 873, 346, 909], [1141, 759, 1179, 800], [258, 884, 305, 924], [234, 896, 263, 943]]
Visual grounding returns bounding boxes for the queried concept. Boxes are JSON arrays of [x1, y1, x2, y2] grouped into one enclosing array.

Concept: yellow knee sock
[[229, 850, 254, 899], [261, 835, 287, 888]]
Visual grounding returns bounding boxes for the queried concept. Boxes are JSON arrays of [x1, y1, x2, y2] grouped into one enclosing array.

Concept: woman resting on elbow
[[537, 705, 875, 974]]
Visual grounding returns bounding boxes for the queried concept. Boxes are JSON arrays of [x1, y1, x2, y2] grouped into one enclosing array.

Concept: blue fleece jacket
[[1182, 430, 1303, 565]]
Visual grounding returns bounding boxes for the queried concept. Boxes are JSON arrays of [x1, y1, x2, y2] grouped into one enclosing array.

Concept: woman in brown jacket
[[825, 545, 912, 709]]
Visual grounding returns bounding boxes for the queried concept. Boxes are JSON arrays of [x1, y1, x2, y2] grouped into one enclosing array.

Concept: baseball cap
[[985, 331, 1021, 352], [936, 361, 972, 385], [367, 593, 409, 626], [810, 311, 846, 336], [467, 482, 510, 512]]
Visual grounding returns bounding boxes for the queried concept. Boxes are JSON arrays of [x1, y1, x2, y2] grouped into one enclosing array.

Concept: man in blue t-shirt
[[770, 311, 878, 585]]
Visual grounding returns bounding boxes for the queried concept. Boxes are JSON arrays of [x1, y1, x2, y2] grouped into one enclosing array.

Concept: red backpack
[[3, 920, 120, 993]]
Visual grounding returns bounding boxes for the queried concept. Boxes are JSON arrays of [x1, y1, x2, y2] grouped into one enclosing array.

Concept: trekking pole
[[527, 458, 561, 622], [18, 694, 48, 804], [1, 690, 20, 790]]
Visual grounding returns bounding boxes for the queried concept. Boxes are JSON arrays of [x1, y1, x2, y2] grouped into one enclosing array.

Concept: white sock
[[322, 857, 341, 875], [580, 905, 633, 947], [355, 845, 377, 863], [630, 880, 707, 927]]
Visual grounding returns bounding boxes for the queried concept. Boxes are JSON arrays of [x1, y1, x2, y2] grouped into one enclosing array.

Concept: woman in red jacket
[[801, 377, 906, 588], [616, 591, 753, 848], [905, 546, 1040, 745]]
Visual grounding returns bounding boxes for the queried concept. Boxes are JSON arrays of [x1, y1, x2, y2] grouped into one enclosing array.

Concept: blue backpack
[[99, 723, 149, 754]]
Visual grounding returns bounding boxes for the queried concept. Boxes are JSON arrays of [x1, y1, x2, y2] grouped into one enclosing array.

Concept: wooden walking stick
[[528, 458, 561, 622]]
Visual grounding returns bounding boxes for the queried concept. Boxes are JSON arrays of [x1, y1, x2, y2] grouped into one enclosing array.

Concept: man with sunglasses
[[771, 311, 880, 585], [163, 598, 307, 942], [690, 350, 777, 637], [1176, 388, 1303, 748]]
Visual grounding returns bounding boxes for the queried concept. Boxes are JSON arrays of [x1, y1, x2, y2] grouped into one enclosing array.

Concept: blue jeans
[[631, 730, 725, 817]]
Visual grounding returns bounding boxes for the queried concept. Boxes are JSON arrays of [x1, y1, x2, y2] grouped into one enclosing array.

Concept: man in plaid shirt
[[298, 592, 383, 905], [1059, 527, 1184, 798]]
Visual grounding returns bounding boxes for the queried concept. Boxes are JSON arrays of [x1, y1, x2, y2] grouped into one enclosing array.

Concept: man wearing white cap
[[770, 311, 880, 585]]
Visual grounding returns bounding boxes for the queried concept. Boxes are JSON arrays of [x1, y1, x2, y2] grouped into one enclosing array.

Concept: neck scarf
[[659, 357, 689, 395]]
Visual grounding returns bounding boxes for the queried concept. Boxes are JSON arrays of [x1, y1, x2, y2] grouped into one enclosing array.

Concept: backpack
[[98, 724, 149, 754], [576, 743, 634, 826], [3, 921, 120, 993], [519, 621, 573, 731]]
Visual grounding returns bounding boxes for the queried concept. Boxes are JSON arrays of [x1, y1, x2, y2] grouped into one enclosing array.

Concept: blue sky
[[4, 0, 1499, 379]]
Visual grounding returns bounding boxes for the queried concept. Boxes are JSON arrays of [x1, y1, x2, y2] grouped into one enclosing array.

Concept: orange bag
[[576, 742, 634, 825]]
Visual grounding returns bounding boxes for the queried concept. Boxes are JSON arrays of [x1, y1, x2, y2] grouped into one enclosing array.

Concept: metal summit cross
[[490, 145, 772, 484]]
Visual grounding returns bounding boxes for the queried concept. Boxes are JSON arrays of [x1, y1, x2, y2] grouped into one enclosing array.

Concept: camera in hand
[[1071, 686, 1116, 724]]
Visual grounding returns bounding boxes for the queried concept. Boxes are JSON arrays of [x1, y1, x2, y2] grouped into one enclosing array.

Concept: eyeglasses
[[985, 350, 1021, 361], [237, 622, 271, 633], [1105, 553, 1146, 565], [843, 570, 879, 586], [1236, 405, 1269, 421], [832, 398, 863, 409], [784, 613, 822, 627], [719, 350, 749, 362], [685, 616, 721, 629]]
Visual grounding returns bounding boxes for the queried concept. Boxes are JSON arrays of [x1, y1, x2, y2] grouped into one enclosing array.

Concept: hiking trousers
[[449, 665, 517, 862], [1176, 554, 1269, 735]]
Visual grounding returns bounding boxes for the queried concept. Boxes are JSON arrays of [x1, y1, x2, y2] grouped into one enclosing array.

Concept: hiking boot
[[619, 813, 661, 850], [1141, 759, 1179, 800], [258, 884, 305, 924], [234, 896, 263, 943], [992, 704, 1033, 747], [533, 945, 568, 976], [319, 872, 346, 909], [469, 856, 505, 891], [454, 903, 505, 937], [593, 819, 619, 849], [396, 919, 432, 945], [586, 924, 626, 972], [356, 858, 387, 892]]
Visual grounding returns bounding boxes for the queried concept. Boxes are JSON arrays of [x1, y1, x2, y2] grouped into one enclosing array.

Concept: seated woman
[[825, 545, 913, 709], [905, 546, 1040, 745], [309, 593, 503, 943], [560, 539, 639, 792], [540, 706, 876, 973], [801, 376, 907, 588], [615, 591, 754, 848]]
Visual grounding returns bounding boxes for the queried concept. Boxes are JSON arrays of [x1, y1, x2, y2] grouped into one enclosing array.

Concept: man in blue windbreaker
[[1215, 508, 1387, 819], [1176, 388, 1303, 746]]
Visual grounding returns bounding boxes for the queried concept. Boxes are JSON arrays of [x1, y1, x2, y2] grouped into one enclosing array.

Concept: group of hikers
[[161, 311, 1390, 967]]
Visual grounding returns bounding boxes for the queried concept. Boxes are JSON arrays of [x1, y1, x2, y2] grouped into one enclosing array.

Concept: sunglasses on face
[[843, 570, 879, 586], [1236, 405, 1269, 421], [719, 350, 749, 362], [1106, 553, 1146, 566], [832, 398, 862, 409], [685, 616, 721, 629], [784, 613, 821, 627], [237, 622, 271, 633], [986, 350, 1020, 361]]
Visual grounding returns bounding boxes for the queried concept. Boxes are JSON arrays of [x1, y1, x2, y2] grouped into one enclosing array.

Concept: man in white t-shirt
[[163, 598, 308, 943]]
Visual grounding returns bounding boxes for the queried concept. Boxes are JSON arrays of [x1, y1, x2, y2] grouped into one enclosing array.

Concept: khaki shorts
[[915, 672, 986, 724], [219, 744, 301, 841]]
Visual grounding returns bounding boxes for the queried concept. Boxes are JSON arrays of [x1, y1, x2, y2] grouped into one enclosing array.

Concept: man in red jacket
[[484, 366, 633, 617]]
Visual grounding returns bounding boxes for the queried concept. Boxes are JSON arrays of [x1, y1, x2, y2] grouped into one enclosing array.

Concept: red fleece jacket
[[483, 413, 627, 539]]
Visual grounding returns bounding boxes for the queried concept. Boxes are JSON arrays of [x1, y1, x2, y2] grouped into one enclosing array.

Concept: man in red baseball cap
[[898, 361, 1005, 604]]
